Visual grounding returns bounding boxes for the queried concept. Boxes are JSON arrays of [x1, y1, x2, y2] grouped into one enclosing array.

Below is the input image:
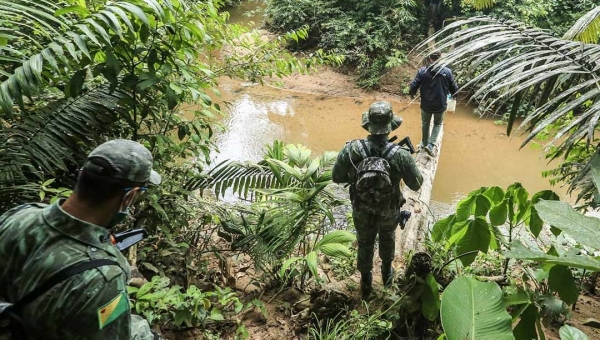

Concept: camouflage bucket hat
[[83, 139, 162, 185], [361, 101, 402, 135]]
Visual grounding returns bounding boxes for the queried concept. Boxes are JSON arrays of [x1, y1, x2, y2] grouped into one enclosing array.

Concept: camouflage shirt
[[332, 135, 423, 215], [0, 200, 155, 340]]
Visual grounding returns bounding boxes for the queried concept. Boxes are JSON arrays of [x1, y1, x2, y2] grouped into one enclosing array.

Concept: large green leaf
[[504, 241, 600, 271], [432, 214, 456, 242], [489, 199, 508, 227], [305, 251, 318, 278], [475, 194, 492, 217], [456, 217, 491, 266], [456, 195, 476, 222], [315, 230, 356, 248], [421, 273, 440, 321], [559, 325, 589, 340], [513, 304, 538, 340], [440, 276, 514, 340], [562, 5, 600, 43], [535, 200, 600, 250], [319, 243, 353, 258], [548, 265, 579, 305], [483, 186, 505, 205], [529, 191, 560, 238]]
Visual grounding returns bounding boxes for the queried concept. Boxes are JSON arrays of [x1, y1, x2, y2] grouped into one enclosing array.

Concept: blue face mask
[[107, 208, 130, 229]]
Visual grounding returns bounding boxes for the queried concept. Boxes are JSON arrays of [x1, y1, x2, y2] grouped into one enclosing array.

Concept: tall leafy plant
[[200, 142, 352, 286]]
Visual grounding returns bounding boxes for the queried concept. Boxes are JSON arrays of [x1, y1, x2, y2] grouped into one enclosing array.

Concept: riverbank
[[265, 63, 417, 102]]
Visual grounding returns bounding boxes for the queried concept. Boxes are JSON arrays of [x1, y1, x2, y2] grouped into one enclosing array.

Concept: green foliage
[[279, 231, 355, 282], [38, 178, 73, 204], [563, 6, 600, 43], [421, 273, 441, 321], [432, 183, 556, 267], [309, 308, 393, 340], [459, 0, 596, 37], [559, 325, 590, 340], [204, 142, 350, 286], [535, 199, 600, 250], [440, 276, 514, 340], [431, 182, 600, 339], [265, 0, 420, 89], [128, 276, 264, 330]]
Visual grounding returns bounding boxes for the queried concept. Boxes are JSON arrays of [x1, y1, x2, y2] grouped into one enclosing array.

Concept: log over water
[[395, 128, 443, 262]]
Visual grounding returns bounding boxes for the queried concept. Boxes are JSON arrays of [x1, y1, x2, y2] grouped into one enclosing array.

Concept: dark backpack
[[350, 140, 400, 216]]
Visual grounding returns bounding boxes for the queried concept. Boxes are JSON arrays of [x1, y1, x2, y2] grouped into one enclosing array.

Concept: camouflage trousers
[[353, 210, 397, 274]]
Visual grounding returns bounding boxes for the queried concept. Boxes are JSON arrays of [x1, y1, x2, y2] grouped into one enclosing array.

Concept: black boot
[[360, 272, 373, 300], [382, 263, 394, 287]]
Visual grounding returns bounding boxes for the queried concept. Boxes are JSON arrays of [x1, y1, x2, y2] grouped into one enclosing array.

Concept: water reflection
[[212, 93, 284, 165]]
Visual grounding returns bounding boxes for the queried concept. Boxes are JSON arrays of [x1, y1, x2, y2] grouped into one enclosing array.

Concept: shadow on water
[[205, 78, 567, 212]]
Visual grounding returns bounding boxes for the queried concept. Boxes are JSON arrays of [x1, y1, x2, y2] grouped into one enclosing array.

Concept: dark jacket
[[409, 65, 459, 114]]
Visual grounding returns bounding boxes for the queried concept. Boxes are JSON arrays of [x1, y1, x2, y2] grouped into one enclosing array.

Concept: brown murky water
[[208, 79, 565, 205], [226, 0, 264, 26]]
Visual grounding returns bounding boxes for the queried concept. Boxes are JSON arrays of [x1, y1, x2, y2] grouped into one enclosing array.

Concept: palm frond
[[0, 0, 171, 116], [416, 17, 600, 147], [563, 6, 600, 43], [0, 85, 128, 208], [0, 183, 41, 211], [471, 0, 496, 10], [187, 159, 294, 200], [189, 145, 338, 201]]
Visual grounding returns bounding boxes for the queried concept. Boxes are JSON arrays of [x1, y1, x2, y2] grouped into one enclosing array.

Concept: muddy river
[[206, 3, 568, 212]]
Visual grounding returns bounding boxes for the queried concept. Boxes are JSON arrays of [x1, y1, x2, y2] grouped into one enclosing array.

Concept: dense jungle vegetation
[[2, 0, 600, 339], [265, 0, 597, 89]]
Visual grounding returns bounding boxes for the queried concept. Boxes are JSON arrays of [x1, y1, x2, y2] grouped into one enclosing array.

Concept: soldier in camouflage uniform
[[333, 102, 423, 299], [0, 140, 163, 339]]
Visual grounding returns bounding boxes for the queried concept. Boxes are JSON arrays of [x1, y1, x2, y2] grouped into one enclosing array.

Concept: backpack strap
[[382, 143, 400, 161], [358, 140, 372, 158], [12, 259, 120, 312]]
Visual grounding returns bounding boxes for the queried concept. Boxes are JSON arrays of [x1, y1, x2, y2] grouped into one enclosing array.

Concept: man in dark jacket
[[332, 101, 422, 300], [409, 52, 459, 156]]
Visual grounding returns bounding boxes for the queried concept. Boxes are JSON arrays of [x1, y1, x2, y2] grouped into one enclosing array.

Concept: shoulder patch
[[97, 291, 129, 329]]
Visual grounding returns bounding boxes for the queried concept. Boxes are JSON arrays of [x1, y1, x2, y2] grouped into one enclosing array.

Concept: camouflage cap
[[361, 101, 402, 135], [83, 139, 161, 185]]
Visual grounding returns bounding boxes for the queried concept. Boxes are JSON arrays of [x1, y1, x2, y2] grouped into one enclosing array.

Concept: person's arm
[[448, 69, 459, 98], [400, 153, 423, 191], [332, 145, 351, 184], [409, 68, 424, 97], [48, 271, 158, 340]]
